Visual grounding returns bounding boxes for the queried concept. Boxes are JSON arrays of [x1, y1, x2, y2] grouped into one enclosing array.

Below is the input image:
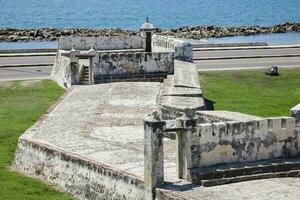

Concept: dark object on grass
[[265, 66, 279, 76]]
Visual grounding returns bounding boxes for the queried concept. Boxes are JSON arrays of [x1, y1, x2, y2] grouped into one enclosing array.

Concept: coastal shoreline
[[0, 22, 299, 42]]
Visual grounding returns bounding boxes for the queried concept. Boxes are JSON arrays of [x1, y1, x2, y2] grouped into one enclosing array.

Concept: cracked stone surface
[[167, 178, 300, 200], [22, 82, 177, 181]]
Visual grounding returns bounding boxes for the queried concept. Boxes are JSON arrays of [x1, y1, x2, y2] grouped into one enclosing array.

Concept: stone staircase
[[187, 157, 300, 187], [80, 65, 90, 84]]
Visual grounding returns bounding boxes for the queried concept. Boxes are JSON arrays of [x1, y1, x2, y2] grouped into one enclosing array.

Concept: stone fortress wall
[[194, 111, 298, 167], [58, 36, 144, 50], [152, 34, 193, 62], [51, 36, 176, 88]]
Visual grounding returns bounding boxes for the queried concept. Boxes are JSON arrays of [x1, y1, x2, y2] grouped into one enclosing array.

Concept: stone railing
[[152, 35, 193, 62], [194, 116, 297, 168], [58, 36, 144, 50]]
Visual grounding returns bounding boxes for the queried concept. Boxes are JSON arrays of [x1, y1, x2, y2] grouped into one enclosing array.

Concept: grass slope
[[199, 68, 300, 117], [0, 80, 72, 200]]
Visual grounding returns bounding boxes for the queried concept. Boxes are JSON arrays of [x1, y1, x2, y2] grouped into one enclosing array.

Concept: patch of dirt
[[20, 80, 43, 88], [0, 81, 14, 89]]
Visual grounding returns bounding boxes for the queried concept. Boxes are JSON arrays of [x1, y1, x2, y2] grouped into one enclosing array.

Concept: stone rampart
[[58, 36, 143, 50], [152, 35, 193, 62], [193, 117, 298, 168], [13, 138, 145, 200]]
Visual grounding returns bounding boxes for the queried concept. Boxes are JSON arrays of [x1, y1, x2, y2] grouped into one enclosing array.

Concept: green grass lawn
[[0, 80, 72, 200], [199, 68, 300, 117]]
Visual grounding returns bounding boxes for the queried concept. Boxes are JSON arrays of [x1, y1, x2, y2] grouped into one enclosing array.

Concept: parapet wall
[[94, 51, 174, 76], [193, 117, 299, 167], [12, 137, 145, 200], [58, 36, 143, 50], [152, 35, 193, 62]]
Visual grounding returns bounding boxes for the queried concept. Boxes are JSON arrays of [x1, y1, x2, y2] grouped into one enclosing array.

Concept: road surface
[[0, 66, 52, 81], [0, 56, 55, 66], [193, 46, 300, 59], [195, 56, 300, 71], [1, 46, 300, 81]]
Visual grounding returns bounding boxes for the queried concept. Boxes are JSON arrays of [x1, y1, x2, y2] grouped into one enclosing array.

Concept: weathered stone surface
[[12, 82, 181, 199], [94, 52, 174, 76], [59, 36, 143, 50], [173, 60, 200, 89], [197, 110, 263, 123], [192, 116, 298, 168], [152, 35, 193, 62], [159, 96, 204, 111], [291, 103, 300, 126]]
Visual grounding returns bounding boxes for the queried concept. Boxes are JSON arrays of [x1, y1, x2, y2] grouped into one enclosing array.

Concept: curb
[[0, 63, 53, 68], [194, 54, 300, 61], [193, 45, 300, 51]]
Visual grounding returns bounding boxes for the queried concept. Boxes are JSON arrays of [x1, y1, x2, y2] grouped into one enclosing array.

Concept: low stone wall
[[12, 137, 145, 200], [193, 116, 298, 167], [59, 36, 143, 50], [152, 35, 193, 62], [51, 51, 81, 88], [94, 52, 174, 76]]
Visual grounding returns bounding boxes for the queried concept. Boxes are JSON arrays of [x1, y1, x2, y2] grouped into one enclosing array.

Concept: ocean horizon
[[1, 0, 300, 29]]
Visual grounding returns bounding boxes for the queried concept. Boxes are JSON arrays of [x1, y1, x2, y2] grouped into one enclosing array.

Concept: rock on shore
[[0, 22, 299, 42], [159, 22, 300, 40]]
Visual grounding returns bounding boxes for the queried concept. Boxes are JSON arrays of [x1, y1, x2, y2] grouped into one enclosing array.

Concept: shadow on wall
[[204, 98, 215, 110]]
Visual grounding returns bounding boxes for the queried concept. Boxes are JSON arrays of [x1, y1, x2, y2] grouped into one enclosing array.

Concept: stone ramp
[[12, 82, 184, 199]]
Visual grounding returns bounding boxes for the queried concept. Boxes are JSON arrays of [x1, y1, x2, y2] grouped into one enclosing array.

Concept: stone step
[[80, 81, 90, 85], [95, 78, 165, 83], [199, 170, 300, 187], [188, 157, 300, 187], [94, 73, 168, 83]]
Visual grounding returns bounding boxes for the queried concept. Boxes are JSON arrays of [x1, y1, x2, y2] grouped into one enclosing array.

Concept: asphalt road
[[1, 46, 300, 81], [193, 47, 300, 59], [0, 56, 55, 65], [195, 56, 300, 71], [0, 66, 52, 81]]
